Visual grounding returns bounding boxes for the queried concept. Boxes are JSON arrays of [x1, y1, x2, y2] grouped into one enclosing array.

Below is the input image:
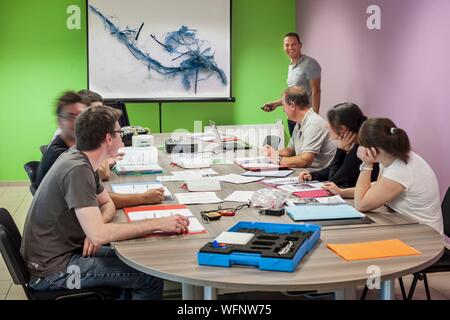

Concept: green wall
[[0, 0, 295, 181]]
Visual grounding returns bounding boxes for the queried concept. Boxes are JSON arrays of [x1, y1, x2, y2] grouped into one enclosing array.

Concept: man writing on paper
[[21, 106, 189, 299], [35, 91, 165, 208], [262, 33, 322, 135], [263, 86, 336, 169]]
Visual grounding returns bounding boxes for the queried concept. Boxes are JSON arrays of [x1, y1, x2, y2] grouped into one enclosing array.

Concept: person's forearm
[[99, 200, 116, 223], [110, 192, 144, 209], [354, 170, 373, 210], [311, 89, 321, 113], [271, 98, 282, 107], [91, 219, 163, 245], [340, 187, 355, 199], [278, 148, 294, 158], [280, 154, 313, 168]]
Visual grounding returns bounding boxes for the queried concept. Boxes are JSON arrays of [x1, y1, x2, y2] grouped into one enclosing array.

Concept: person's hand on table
[[322, 182, 343, 196], [140, 188, 165, 204], [298, 171, 312, 182], [156, 215, 190, 234], [262, 145, 280, 163]]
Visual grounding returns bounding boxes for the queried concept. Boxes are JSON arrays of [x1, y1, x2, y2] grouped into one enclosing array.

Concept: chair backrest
[[442, 186, 450, 237], [0, 208, 30, 286], [263, 135, 281, 150], [40, 145, 48, 155], [23, 161, 39, 184]]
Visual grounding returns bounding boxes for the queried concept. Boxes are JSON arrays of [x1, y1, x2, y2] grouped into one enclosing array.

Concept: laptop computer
[[209, 120, 251, 151]]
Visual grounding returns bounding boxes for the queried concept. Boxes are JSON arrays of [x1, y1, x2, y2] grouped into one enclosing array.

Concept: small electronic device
[[259, 208, 285, 216], [165, 139, 198, 153], [132, 134, 154, 147]]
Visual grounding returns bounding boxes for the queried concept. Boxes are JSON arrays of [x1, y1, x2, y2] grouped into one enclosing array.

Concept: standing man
[[262, 32, 322, 135]]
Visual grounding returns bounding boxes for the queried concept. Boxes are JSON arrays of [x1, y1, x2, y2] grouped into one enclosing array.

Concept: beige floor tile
[[0, 280, 12, 295], [8, 284, 25, 295], [0, 295, 5, 300], [0, 269, 12, 281]]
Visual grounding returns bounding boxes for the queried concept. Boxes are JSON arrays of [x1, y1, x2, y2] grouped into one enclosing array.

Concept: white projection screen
[[87, 0, 231, 101]]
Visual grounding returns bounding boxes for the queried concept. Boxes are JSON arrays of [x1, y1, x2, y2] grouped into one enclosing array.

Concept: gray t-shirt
[[21, 148, 104, 278], [288, 109, 337, 169], [287, 55, 321, 96]]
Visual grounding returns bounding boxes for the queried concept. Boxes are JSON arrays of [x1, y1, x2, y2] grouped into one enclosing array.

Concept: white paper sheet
[[175, 192, 223, 204], [224, 191, 255, 202]]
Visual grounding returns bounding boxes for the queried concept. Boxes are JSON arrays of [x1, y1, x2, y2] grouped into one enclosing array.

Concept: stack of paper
[[217, 174, 264, 184], [172, 159, 211, 169], [261, 176, 300, 186], [111, 182, 172, 199], [115, 147, 163, 175]]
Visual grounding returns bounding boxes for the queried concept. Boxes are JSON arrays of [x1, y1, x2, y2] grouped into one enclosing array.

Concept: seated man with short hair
[[21, 105, 190, 299], [35, 91, 164, 208], [264, 86, 336, 169]]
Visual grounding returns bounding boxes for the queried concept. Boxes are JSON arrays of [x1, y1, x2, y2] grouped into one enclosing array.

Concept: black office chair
[[360, 186, 450, 300], [0, 208, 122, 300], [263, 135, 281, 150], [23, 161, 39, 195], [40, 145, 48, 155], [403, 186, 450, 300]]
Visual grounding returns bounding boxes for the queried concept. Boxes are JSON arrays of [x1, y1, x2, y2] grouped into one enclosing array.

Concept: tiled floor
[[0, 184, 449, 300]]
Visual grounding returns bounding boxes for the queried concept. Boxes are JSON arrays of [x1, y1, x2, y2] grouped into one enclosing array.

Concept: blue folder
[[286, 204, 365, 221]]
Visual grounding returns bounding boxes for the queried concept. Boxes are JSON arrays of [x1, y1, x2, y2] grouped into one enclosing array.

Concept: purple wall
[[297, 0, 450, 197]]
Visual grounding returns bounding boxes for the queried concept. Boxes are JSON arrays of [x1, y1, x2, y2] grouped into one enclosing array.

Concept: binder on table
[[286, 204, 365, 221]]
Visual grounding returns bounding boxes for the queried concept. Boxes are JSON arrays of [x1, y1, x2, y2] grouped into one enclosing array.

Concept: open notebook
[[123, 204, 206, 236], [115, 147, 163, 175]]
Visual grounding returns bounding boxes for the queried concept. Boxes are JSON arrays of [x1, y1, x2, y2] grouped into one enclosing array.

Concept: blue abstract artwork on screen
[[89, 5, 227, 94]]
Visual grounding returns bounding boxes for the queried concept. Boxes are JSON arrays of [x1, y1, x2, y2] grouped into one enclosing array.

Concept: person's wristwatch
[[359, 163, 373, 171]]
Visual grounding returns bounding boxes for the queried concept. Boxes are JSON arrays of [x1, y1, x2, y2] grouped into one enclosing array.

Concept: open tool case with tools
[[197, 222, 321, 272]]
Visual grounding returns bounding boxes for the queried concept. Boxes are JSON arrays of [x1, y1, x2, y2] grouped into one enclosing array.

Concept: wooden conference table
[[108, 134, 444, 300]]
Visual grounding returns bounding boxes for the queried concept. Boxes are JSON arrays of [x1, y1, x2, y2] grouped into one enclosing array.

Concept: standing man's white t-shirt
[[380, 152, 448, 248]]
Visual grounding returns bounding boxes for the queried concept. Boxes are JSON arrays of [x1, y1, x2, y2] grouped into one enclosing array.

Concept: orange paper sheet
[[327, 239, 421, 261]]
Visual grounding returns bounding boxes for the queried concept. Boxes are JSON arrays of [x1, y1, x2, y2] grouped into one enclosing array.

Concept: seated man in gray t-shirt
[[21, 106, 190, 299], [263, 86, 336, 169]]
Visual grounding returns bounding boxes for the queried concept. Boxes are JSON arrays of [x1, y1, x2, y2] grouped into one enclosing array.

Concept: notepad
[[286, 204, 365, 221], [115, 147, 163, 175], [327, 239, 422, 261], [123, 204, 206, 235], [111, 182, 172, 199]]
